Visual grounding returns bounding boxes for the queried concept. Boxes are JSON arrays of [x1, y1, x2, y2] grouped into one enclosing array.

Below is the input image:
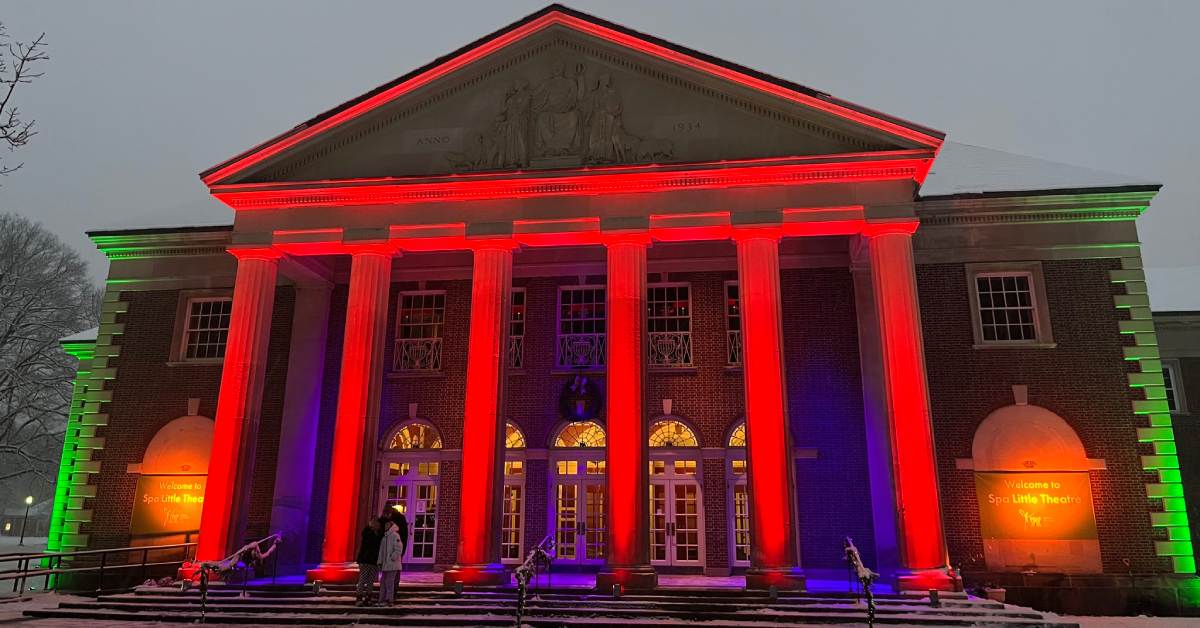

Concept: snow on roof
[[919, 141, 1158, 198], [60, 327, 99, 344]]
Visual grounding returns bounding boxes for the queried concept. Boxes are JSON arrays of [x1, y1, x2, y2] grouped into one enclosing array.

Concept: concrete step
[[23, 605, 1080, 628], [29, 584, 1078, 627]]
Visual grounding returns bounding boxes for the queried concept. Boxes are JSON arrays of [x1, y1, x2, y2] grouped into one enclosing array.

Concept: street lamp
[[18, 495, 33, 546]]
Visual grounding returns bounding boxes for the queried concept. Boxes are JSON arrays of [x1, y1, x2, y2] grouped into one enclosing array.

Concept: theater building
[[49, 4, 1197, 602]]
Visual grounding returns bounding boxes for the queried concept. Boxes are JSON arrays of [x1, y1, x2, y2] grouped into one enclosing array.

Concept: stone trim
[[52, 289, 128, 552], [1111, 255, 1196, 574]]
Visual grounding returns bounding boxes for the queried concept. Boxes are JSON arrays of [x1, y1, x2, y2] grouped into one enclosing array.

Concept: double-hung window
[[181, 297, 233, 361], [967, 263, 1054, 347], [395, 291, 445, 371], [556, 286, 606, 368]]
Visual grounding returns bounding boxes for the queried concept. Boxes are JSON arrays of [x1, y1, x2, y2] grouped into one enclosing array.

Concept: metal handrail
[[0, 538, 196, 595], [514, 535, 555, 626]]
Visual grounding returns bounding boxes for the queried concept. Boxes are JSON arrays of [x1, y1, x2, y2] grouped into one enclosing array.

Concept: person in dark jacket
[[354, 517, 383, 607]]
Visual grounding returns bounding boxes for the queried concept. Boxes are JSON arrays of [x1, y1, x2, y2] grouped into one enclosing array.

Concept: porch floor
[[250, 571, 862, 592]]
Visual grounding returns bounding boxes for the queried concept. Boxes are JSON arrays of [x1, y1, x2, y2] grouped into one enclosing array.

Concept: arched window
[[386, 421, 442, 450], [648, 418, 699, 448], [553, 421, 606, 448], [505, 421, 526, 449], [727, 421, 746, 448]]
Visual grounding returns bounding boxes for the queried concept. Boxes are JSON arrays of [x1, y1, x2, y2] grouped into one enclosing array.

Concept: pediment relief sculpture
[[446, 59, 674, 172]]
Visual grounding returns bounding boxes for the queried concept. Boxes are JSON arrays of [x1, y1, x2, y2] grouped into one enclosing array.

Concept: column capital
[[344, 241, 400, 257], [467, 237, 520, 252], [600, 231, 651, 247], [227, 246, 283, 262], [861, 220, 919, 238], [731, 226, 784, 243]]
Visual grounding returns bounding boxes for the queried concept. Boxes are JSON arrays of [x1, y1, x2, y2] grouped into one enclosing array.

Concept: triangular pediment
[[205, 6, 941, 186]]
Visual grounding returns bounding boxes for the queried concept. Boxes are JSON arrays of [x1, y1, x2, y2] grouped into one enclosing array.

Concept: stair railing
[[844, 536, 879, 627], [514, 535, 555, 626], [0, 535, 196, 595]]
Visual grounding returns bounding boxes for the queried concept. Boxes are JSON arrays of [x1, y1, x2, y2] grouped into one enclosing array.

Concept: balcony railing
[[508, 335, 524, 369], [727, 329, 743, 366], [395, 337, 442, 371], [649, 331, 692, 367], [556, 333, 605, 368]]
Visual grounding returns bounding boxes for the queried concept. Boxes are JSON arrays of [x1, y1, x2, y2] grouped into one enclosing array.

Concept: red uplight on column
[[445, 241, 516, 587], [197, 249, 280, 562], [733, 230, 803, 590], [308, 246, 393, 584], [596, 233, 657, 591], [861, 222, 957, 590]]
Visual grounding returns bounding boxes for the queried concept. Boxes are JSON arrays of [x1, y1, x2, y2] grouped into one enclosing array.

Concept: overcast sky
[[1, 1, 1196, 308]]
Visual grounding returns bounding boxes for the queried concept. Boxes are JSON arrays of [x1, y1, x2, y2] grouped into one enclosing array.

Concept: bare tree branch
[[0, 23, 48, 178], [0, 213, 97, 503]]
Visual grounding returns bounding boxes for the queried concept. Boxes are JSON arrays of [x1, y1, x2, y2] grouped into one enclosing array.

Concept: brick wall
[[781, 267, 875, 571], [918, 259, 1168, 574], [91, 287, 293, 551]]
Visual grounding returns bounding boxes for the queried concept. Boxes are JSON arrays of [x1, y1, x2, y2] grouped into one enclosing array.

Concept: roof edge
[[200, 3, 943, 184], [919, 183, 1162, 202]]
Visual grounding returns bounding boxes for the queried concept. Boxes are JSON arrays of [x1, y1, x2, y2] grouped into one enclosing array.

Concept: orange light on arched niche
[[962, 395, 1105, 574], [128, 411, 214, 538]]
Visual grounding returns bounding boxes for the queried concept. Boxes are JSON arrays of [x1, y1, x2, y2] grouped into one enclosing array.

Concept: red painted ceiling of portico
[[199, 4, 944, 187]]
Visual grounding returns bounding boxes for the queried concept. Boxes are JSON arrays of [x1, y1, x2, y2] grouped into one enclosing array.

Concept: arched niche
[[139, 415, 214, 474], [967, 403, 1103, 574], [128, 414, 214, 538]]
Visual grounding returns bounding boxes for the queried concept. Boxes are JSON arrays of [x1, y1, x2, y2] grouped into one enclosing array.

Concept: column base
[[745, 567, 806, 591], [895, 567, 962, 592], [596, 566, 658, 591], [443, 564, 511, 587], [306, 562, 360, 584]]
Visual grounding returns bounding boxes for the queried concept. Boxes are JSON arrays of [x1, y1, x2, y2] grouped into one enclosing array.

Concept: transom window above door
[[648, 418, 699, 448], [386, 421, 443, 450], [554, 420, 607, 448]]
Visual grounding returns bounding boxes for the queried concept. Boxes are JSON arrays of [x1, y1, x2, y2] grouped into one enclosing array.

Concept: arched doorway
[[550, 420, 606, 566], [648, 417, 704, 568], [502, 421, 527, 564], [379, 421, 442, 564], [725, 420, 750, 567]]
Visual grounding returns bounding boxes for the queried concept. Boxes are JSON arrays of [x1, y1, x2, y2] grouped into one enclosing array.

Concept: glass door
[[649, 458, 704, 567], [553, 458, 605, 565], [380, 459, 439, 564]]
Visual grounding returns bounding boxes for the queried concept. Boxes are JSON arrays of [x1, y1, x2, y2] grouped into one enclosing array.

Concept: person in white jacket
[[377, 520, 404, 606]]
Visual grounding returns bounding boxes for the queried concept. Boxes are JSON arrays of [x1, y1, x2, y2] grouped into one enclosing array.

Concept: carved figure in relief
[[531, 61, 581, 157], [581, 73, 625, 164], [444, 58, 676, 172], [493, 79, 531, 168]]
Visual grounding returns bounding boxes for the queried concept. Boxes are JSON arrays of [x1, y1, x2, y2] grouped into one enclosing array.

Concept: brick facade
[[83, 258, 1174, 580], [920, 259, 1167, 574]]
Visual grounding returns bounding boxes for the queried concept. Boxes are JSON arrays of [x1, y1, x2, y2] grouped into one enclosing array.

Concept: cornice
[[90, 227, 234, 260], [915, 190, 1156, 227]]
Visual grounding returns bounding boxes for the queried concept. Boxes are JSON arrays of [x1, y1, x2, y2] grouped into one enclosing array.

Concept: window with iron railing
[[648, 283, 692, 367], [508, 288, 526, 369], [395, 291, 445, 372], [557, 286, 606, 368], [724, 281, 742, 366]]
